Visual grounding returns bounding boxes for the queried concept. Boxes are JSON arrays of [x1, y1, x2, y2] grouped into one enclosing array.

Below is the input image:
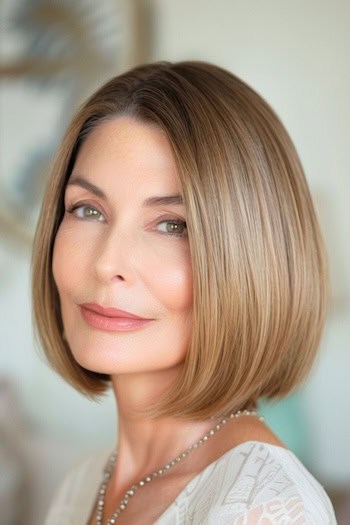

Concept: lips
[[81, 303, 150, 320], [80, 304, 154, 332]]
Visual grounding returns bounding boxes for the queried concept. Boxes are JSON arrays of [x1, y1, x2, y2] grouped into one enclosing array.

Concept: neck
[[110, 367, 215, 490]]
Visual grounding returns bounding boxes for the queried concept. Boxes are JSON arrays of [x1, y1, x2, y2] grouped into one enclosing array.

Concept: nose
[[93, 226, 138, 284]]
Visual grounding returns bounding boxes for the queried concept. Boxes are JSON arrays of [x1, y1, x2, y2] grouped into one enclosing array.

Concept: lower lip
[[80, 307, 154, 332]]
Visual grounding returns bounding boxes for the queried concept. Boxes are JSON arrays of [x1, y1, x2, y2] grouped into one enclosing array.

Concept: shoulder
[[221, 441, 337, 524], [44, 446, 112, 525], [170, 441, 338, 525]]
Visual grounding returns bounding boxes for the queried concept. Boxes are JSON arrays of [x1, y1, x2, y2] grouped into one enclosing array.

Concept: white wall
[[1, 3, 349, 513]]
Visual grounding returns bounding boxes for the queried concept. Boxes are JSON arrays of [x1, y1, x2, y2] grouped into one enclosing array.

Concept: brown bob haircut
[[31, 61, 328, 420]]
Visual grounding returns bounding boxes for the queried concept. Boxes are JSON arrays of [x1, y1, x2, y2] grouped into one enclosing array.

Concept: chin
[[70, 346, 185, 377]]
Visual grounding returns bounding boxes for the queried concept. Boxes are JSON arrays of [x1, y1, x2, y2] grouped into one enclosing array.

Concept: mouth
[[80, 306, 155, 332], [80, 303, 151, 320]]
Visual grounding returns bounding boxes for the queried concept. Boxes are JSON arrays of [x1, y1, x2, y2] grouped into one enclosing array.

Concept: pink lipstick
[[80, 303, 154, 332]]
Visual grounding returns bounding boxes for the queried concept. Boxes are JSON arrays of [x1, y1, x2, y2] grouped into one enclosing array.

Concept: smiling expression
[[52, 117, 193, 376]]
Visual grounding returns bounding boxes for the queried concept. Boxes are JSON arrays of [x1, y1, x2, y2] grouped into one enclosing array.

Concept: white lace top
[[44, 440, 337, 524]]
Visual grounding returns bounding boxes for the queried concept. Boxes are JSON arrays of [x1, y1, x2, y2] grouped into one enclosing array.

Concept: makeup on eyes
[[66, 175, 185, 208], [65, 201, 188, 238]]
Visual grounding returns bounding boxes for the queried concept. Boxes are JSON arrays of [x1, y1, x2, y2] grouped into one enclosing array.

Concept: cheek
[[52, 227, 81, 296], [150, 253, 193, 314], [52, 232, 64, 293]]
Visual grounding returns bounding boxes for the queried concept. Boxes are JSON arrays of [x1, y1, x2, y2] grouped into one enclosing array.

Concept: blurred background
[[0, 0, 349, 523]]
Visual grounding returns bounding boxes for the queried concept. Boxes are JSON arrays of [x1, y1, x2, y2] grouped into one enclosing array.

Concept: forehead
[[71, 117, 181, 192]]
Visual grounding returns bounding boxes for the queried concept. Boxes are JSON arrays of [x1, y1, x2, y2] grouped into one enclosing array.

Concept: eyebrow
[[66, 176, 184, 207]]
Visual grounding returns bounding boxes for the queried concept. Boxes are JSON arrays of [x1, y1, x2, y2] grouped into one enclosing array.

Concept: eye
[[156, 219, 187, 237], [66, 203, 105, 221]]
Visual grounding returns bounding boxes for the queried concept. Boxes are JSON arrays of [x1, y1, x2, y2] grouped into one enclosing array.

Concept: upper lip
[[81, 303, 150, 320]]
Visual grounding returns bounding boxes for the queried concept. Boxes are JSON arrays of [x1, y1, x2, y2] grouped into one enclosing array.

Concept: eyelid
[[65, 200, 106, 221], [155, 215, 187, 237], [65, 201, 187, 236]]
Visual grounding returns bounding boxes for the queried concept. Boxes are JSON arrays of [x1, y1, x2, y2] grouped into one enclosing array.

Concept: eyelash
[[65, 202, 188, 238]]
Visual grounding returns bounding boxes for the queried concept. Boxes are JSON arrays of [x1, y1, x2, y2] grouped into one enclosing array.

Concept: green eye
[[157, 220, 187, 237], [67, 204, 105, 221]]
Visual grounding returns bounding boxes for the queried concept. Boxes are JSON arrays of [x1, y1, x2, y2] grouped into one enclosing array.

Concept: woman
[[31, 61, 337, 524]]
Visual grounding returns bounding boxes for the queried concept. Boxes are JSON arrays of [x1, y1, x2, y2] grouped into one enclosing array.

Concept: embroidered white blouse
[[44, 440, 337, 524]]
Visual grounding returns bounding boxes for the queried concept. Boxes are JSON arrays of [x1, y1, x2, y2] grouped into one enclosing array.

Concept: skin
[[52, 116, 285, 524]]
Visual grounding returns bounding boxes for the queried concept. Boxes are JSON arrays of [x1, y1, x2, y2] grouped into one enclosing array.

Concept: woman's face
[[52, 116, 193, 376]]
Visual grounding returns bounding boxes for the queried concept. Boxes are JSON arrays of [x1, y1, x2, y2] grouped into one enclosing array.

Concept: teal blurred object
[[259, 391, 310, 463]]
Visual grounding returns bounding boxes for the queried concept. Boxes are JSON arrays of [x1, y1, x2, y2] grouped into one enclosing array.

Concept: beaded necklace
[[96, 408, 264, 524]]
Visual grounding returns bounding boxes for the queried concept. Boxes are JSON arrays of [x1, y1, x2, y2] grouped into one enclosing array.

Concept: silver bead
[[96, 407, 263, 524]]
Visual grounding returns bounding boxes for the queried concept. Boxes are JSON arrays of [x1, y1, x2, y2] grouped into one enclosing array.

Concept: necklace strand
[[96, 409, 264, 524]]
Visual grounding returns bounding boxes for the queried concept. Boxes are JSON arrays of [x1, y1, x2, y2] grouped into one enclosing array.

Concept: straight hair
[[31, 61, 329, 419]]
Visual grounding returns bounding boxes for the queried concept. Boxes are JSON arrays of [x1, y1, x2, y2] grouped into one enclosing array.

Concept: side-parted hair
[[31, 61, 329, 420]]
